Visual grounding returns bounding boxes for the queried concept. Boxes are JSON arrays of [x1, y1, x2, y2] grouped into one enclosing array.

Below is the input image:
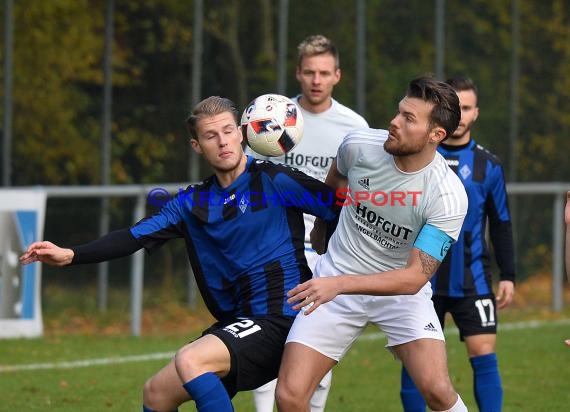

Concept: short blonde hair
[[185, 96, 239, 140], [297, 35, 339, 69]]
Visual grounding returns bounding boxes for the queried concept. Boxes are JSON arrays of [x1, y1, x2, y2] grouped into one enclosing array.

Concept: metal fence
[[13, 184, 189, 337], [5, 182, 569, 336]]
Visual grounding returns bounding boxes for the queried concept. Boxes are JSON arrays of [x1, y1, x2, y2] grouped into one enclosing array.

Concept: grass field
[[1, 276, 570, 411], [1, 318, 570, 410]]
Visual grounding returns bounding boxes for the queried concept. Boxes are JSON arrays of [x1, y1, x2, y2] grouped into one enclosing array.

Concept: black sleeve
[[71, 228, 142, 265], [324, 215, 340, 251], [488, 220, 516, 283]]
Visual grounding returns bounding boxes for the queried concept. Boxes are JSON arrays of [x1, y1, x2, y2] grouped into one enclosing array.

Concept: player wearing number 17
[[19, 96, 340, 412], [399, 76, 516, 412]]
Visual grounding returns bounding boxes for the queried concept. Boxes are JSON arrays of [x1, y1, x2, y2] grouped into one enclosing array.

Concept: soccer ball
[[241, 94, 304, 157]]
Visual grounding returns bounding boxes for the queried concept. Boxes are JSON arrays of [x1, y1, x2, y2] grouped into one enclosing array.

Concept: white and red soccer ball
[[241, 94, 304, 157]]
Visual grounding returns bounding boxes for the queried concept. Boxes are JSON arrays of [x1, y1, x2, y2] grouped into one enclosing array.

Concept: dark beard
[[384, 140, 417, 157]]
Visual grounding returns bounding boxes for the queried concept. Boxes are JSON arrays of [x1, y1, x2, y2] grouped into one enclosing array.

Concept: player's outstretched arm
[[20, 241, 74, 266], [20, 229, 141, 267]]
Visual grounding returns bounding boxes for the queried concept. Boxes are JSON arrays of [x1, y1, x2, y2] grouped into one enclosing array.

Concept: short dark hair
[[297, 34, 339, 69], [406, 76, 460, 140], [185, 96, 240, 140], [446, 74, 478, 96]]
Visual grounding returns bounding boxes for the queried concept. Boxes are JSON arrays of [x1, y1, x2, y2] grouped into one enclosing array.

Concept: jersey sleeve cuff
[[499, 273, 516, 284]]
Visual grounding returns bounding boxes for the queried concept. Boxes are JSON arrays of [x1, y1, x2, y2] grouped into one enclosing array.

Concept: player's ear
[[333, 68, 341, 86], [473, 106, 480, 123], [295, 65, 302, 82], [237, 124, 244, 144], [429, 126, 447, 144], [190, 138, 203, 154]]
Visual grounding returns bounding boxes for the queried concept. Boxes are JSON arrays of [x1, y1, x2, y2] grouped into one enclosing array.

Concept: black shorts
[[432, 294, 497, 341], [200, 315, 294, 398]]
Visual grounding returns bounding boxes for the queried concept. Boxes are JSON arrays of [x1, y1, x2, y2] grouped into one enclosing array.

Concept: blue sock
[[182, 372, 233, 412], [400, 367, 426, 412], [470, 353, 503, 412]]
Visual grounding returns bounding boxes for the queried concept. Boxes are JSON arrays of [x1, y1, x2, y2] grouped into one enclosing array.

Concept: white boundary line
[[0, 351, 174, 373], [358, 317, 570, 341], [1, 318, 569, 373]]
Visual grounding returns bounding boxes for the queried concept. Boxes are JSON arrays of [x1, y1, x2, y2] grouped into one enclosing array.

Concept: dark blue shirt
[[131, 156, 339, 320], [432, 140, 515, 297]]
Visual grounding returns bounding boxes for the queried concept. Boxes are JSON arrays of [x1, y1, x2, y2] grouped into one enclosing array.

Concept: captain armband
[[413, 224, 454, 262]]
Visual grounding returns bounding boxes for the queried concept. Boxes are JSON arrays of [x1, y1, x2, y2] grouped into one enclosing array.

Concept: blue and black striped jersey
[[431, 140, 515, 297], [131, 155, 339, 320]]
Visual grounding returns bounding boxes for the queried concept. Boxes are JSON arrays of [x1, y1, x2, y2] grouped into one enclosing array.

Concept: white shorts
[[286, 262, 445, 362]]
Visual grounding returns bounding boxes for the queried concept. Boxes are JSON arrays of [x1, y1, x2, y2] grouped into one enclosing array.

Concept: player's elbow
[[401, 272, 431, 295]]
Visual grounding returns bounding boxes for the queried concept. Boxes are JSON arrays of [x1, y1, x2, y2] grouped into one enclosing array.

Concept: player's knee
[[274, 380, 291, 407], [174, 345, 201, 377], [275, 379, 308, 411], [142, 377, 162, 410], [419, 380, 456, 411]]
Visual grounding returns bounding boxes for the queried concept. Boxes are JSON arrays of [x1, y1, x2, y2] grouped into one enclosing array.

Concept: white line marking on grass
[[2, 318, 570, 373], [358, 318, 570, 341], [0, 351, 173, 373]]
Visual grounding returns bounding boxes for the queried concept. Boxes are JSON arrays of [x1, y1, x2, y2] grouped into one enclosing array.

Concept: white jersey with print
[[319, 128, 468, 278], [246, 96, 368, 248]]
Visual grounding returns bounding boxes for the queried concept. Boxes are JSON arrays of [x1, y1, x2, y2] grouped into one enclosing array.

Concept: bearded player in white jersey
[[248, 34, 368, 412], [275, 76, 470, 412]]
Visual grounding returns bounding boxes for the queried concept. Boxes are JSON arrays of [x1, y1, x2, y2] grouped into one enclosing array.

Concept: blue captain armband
[[413, 224, 454, 262]]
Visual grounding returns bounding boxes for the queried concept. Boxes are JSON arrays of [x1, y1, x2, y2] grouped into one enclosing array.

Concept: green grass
[[1, 319, 569, 411]]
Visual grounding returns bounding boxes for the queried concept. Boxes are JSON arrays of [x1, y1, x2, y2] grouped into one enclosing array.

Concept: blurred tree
[[446, 0, 512, 160], [1, 0, 569, 283], [510, 0, 570, 277], [517, 0, 570, 182], [203, 1, 247, 107], [288, 0, 367, 119], [7, 0, 103, 185], [111, 0, 193, 183], [363, 0, 437, 128]]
